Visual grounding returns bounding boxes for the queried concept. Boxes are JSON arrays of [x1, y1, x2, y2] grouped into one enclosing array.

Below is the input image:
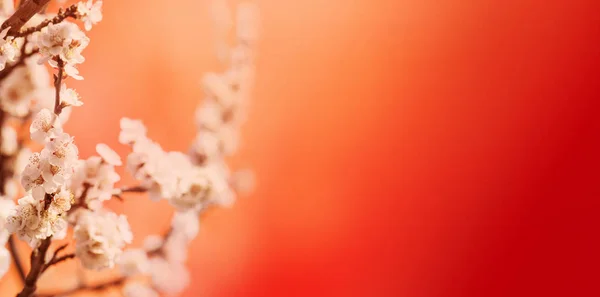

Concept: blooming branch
[[0, 1, 259, 297]]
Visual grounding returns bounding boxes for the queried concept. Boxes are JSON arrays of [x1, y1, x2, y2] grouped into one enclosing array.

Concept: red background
[[3, 0, 600, 296]]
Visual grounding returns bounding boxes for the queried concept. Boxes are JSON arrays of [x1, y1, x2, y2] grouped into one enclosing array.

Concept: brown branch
[[113, 185, 148, 200], [8, 235, 26, 284], [120, 186, 149, 193], [15, 4, 78, 38], [42, 253, 76, 273], [0, 0, 52, 36], [16, 237, 52, 297], [34, 277, 127, 297], [53, 59, 64, 115]]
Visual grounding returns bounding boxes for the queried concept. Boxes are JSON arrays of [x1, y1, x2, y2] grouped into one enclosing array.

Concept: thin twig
[[53, 59, 64, 115], [42, 253, 76, 272], [119, 186, 149, 193], [15, 4, 78, 38]]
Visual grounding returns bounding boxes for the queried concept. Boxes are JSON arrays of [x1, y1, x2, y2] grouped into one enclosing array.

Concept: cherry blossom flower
[[30, 108, 61, 144], [149, 257, 190, 294], [202, 72, 235, 108], [36, 22, 89, 80], [6, 194, 69, 247], [70, 156, 120, 209], [77, 0, 103, 31], [74, 210, 132, 270], [21, 152, 44, 193], [119, 117, 148, 144], [195, 100, 223, 131], [117, 248, 149, 276], [43, 132, 79, 168], [191, 131, 221, 160], [171, 211, 199, 242], [96, 143, 122, 166], [59, 84, 83, 107]]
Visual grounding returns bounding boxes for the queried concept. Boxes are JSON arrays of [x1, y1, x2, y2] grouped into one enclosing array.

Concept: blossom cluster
[[6, 108, 78, 247]]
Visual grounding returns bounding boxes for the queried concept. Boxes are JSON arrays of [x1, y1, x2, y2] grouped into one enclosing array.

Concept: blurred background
[[2, 0, 600, 296]]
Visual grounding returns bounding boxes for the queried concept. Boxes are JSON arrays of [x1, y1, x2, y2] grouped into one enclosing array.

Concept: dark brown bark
[[16, 237, 52, 297], [0, 0, 52, 36]]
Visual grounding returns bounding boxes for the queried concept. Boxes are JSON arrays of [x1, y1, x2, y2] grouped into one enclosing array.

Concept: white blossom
[[195, 100, 223, 131], [149, 257, 190, 294], [77, 0, 103, 31], [30, 108, 61, 144], [119, 117, 147, 144], [202, 72, 235, 108], [21, 152, 44, 193], [191, 131, 221, 160], [204, 161, 236, 207], [59, 84, 83, 107], [5, 194, 69, 247], [43, 131, 79, 168], [96, 143, 122, 166], [171, 211, 199, 242], [70, 156, 120, 209], [218, 124, 240, 156], [74, 210, 132, 270], [48, 188, 73, 216], [122, 283, 159, 297], [22, 132, 80, 194], [168, 167, 210, 211], [117, 248, 149, 276], [162, 234, 188, 263], [36, 22, 89, 80]]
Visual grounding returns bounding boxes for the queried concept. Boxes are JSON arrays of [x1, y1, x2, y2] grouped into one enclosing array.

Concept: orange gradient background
[[2, 0, 600, 296]]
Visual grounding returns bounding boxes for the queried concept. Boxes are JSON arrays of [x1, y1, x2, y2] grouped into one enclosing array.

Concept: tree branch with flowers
[[0, 1, 259, 296]]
